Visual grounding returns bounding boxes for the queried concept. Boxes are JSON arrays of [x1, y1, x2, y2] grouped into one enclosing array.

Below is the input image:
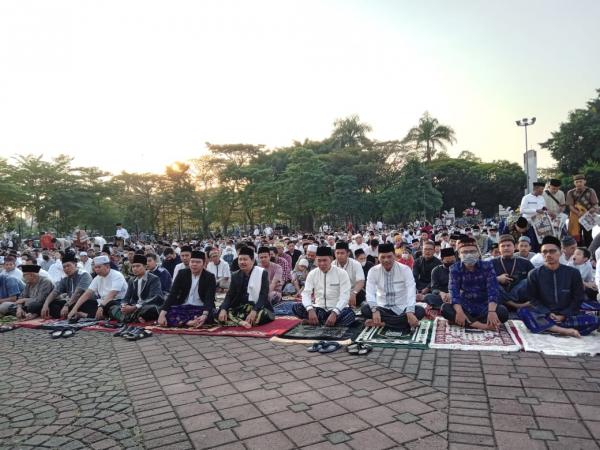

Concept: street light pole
[[516, 117, 536, 194]]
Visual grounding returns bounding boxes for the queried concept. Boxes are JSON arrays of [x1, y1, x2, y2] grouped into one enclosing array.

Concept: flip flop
[[62, 328, 76, 338], [346, 343, 360, 355], [123, 328, 153, 341], [307, 341, 326, 352], [319, 341, 341, 353], [50, 328, 65, 339], [357, 343, 373, 355]]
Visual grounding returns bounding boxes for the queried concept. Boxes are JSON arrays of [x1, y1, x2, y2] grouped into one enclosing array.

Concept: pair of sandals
[[347, 342, 373, 355], [50, 327, 76, 339], [307, 341, 342, 353], [114, 325, 153, 341], [0, 325, 15, 333]]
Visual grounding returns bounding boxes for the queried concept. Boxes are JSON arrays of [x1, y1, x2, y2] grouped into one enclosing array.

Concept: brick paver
[[1, 328, 599, 449]]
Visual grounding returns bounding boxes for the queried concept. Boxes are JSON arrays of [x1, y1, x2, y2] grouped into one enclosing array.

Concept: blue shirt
[[0, 273, 23, 299], [449, 260, 500, 316]]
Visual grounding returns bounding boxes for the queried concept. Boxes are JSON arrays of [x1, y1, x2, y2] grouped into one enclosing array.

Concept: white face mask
[[359, 260, 366, 267]]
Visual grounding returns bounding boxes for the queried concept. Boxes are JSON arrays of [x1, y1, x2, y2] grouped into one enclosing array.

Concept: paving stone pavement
[[1, 328, 599, 449]]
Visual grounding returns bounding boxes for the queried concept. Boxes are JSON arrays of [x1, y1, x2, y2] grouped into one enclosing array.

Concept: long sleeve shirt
[[301, 265, 350, 314], [491, 256, 534, 289], [519, 194, 546, 219], [527, 264, 583, 317], [150, 267, 173, 295], [22, 277, 55, 311], [449, 260, 500, 316], [543, 189, 566, 216], [412, 256, 442, 287], [366, 262, 416, 314], [430, 264, 450, 294]]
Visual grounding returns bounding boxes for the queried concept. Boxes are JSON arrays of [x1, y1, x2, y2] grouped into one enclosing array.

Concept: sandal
[[347, 343, 360, 355], [114, 325, 134, 337], [357, 343, 373, 355], [307, 341, 326, 352], [50, 328, 65, 339], [319, 341, 342, 353], [0, 325, 15, 333], [123, 328, 153, 341], [61, 328, 76, 338]]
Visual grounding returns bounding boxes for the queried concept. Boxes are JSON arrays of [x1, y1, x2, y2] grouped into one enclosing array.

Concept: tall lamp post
[[516, 117, 536, 194]]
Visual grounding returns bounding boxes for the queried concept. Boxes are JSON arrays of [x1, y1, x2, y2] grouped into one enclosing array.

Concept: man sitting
[[257, 246, 283, 304], [0, 271, 24, 317], [424, 248, 456, 308], [217, 247, 274, 327], [413, 240, 442, 299], [206, 249, 231, 290], [147, 253, 173, 295], [442, 237, 508, 330], [173, 245, 192, 281], [158, 250, 216, 328], [361, 243, 425, 331], [519, 236, 600, 337], [492, 234, 534, 311], [14, 265, 55, 320], [68, 255, 128, 320], [292, 246, 355, 327], [332, 241, 365, 308], [516, 236, 535, 260], [41, 253, 93, 319], [110, 254, 164, 323]]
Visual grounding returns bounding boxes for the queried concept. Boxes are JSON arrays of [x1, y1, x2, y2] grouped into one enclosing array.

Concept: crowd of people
[[1, 175, 600, 339]]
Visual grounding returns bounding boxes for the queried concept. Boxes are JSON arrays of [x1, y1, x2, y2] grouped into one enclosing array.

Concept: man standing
[[360, 243, 425, 331], [41, 253, 93, 319], [218, 247, 274, 327], [442, 238, 508, 330], [158, 251, 216, 328], [115, 223, 130, 249], [292, 246, 355, 326], [111, 254, 164, 323], [519, 182, 547, 220], [68, 255, 128, 320], [567, 174, 599, 246], [519, 236, 600, 337], [543, 179, 566, 218]]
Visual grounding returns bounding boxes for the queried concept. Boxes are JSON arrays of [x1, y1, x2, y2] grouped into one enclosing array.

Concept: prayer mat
[[429, 317, 521, 352], [144, 316, 300, 338], [280, 323, 348, 340], [511, 320, 600, 356], [354, 320, 431, 349], [14, 318, 46, 329]]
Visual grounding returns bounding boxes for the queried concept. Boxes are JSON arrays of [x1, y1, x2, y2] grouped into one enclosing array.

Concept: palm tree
[[330, 114, 373, 149], [403, 112, 456, 162]]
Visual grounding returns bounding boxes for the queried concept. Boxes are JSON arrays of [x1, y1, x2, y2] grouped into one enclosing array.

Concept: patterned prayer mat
[[354, 320, 431, 349], [429, 317, 521, 352], [281, 323, 349, 340], [511, 320, 600, 356]]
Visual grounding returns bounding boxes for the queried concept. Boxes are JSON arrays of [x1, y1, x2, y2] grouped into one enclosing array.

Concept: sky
[[1, 0, 599, 174]]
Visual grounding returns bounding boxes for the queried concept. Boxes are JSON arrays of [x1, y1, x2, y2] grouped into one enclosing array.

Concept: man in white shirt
[[519, 182, 547, 220], [360, 243, 426, 331], [115, 223, 130, 249], [78, 251, 93, 274], [292, 246, 355, 327], [207, 249, 231, 290], [349, 234, 369, 256], [332, 241, 365, 308], [172, 245, 193, 281], [68, 255, 128, 320], [543, 179, 566, 219]]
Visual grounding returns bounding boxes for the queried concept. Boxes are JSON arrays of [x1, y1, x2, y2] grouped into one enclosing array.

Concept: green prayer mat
[[281, 323, 350, 340], [355, 319, 432, 349]]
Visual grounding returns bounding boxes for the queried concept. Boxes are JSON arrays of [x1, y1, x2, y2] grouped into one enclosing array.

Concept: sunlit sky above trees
[[1, 0, 599, 174]]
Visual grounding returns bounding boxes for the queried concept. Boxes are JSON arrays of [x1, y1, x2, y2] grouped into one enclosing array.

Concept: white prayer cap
[[79, 251, 88, 256], [353, 234, 362, 239], [307, 244, 318, 253], [298, 259, 309, 267], [93, 255, 110, 265]]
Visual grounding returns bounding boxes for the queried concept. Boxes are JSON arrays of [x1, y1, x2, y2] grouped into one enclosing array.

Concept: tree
[[330, 114, 373, 149], [541, 89, 600, 175], [403, 112, 457, 163], [457, 150, 482, 162]]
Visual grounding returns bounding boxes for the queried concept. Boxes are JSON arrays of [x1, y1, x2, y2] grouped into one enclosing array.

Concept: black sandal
[[0, 325, 15, 333], [123, 328, 152, 341]]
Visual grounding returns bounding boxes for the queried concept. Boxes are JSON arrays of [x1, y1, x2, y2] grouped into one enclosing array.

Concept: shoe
[[50, 328, 65, 339], [114, 325, 134, 337], [319, 341, 342, 353], [307, 341, 326, 352], [61, 328, 76, 338]]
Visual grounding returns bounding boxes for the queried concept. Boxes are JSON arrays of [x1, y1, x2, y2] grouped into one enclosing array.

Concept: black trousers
[[360, 304, 426, 331]]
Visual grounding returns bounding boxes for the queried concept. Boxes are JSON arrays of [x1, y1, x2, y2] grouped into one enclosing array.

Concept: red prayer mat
[[429, 317, 522, 351]]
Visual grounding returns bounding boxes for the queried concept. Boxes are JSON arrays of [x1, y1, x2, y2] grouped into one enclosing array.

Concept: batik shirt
[[449, 260, 500, 316]]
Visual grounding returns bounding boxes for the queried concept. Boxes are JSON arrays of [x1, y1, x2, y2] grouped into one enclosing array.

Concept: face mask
[[461, 254, 479, 265], [359, 260, 366, 267]]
